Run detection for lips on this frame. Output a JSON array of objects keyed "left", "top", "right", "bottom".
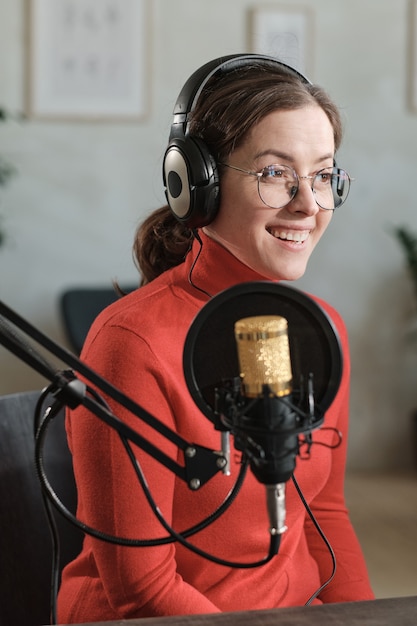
[{"left": 267, "top": 228, "right": 310, "bottom": 244}]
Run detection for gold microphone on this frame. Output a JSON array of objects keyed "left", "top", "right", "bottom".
[
  {"left": 234, "top": 316, "right": 292, "bottom": 398},
  {"left": 234, "top": 315, "right": 293, "bottom": 535}
]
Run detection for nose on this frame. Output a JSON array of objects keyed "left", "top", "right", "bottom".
[{"left": 288, "top": 178, "right": 319, "bottom": 216}]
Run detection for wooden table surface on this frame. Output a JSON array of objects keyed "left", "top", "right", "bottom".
[{"left": 59, "top": 595, "right": 417, "bottom": 626}]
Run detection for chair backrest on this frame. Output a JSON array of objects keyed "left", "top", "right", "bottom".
[
  {"left": 60, "top": 287, "right": 121, "bottom": 354},
  {"left": 0, "top": 390, "right": 83, "bottom": 626}
]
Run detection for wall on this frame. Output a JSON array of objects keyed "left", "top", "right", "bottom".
[{"left": 1, "top": 0, "right": 417, "bottom": 471}]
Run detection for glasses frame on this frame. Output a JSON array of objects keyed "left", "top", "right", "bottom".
[{"left": 220, "top": 162, "right": 352, "bottom": 211}]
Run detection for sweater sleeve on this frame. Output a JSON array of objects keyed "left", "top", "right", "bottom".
[
  {"left": 66, "top": 323, "right": 222, "bottom": 619},
  {"left": 303, "top": 307, "right": 375, "bottom": 603}
]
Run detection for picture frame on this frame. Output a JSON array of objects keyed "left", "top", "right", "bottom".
[
  {"left": 248, "top": 5, "right": 313, "bottom": 77},
  {"left": 25, "top": 0, "right": 150, "bottom": 121},
  {"left": 409, "top": 0, "right": 417, "bottom": 113}
]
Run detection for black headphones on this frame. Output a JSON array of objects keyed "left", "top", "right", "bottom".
[{"left": 162, "top": 53, "right": 310, "bottom": 230}]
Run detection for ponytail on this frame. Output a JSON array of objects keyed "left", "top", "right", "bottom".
[{"left": 134, "top": 206, "right": 194, "bottom": 285}]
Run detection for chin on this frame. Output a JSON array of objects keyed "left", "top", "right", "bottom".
[{"left": 264, "top": 264, "right": 308, "bottom": 282}]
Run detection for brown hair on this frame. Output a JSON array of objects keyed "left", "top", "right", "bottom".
[{"left": 135, "top": 61, "right": 343, "bottom": 285}]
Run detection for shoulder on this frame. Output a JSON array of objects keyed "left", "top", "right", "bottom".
[
  {"left": 83, "top": 268, "right": 199, "bottom": 354},
  {"left": 309, "top": 293, "right": 348, "bottom": 343}
]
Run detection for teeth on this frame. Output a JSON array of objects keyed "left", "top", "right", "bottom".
[{"left": 269, "top": 229, "right": 309, "bottom": 243}]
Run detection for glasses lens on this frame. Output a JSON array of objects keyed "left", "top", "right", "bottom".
[
  {"left": 313, "top": 168, "right": 351, "bottom": 210},
  {"left": 257, "top": 165, "right": 351, "bottom": 210},
  {"left": 257, "top": 164, "right": 298, "bottom": 209}
]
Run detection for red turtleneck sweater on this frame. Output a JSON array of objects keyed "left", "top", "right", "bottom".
[{"left": 58, "top": 233, "right": 374, "bottom": 623}]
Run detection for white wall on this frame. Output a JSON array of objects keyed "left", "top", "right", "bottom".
[{"left": 1, "top": 0, "right": 416, "bottom": 471}]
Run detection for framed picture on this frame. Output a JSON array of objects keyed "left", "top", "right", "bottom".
[
  {"left": 409, "top": 0, "right": 417, "bottom": 112},
  {"left": 248, "top": 5, "right": 313, "bottom": 77},
  {"left": 25, "top": 0, "right": 150, "bottom": 121}
]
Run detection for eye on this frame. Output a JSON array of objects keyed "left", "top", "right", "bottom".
[
  {"left": 316, "top": 170, "right": 333, "bottom": 185},
  {"left": 261, "top": 165, "right": 291, "bottom": 181}
]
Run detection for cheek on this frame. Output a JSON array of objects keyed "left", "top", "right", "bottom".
[
  {"left": 214, "top": 196, "right": 255, "bottom": 233},
  {"left": 316, "top": 211, "right": 333, "bottom": 237},
  {"left": 220, "top": 175, "right": 261, "bottom": 213}
]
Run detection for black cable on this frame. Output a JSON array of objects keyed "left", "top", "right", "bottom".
[
  {"left": 34, "top": 387, "right": 108, "bottom": 625},
  {"left": 188, "top": 229, "right": 212, "bottom": 298},
  {"left": 121, "top": 434, "right": 281, "bottom": 568},
  {"left": 292, "top": 474, "right": 337, "bottom": 605},
  {"left": 35, "top": 389, "right": 250, "bottom": 548},
  {"left": 35, "top": 387, "right": 279, "bottom": 574}
]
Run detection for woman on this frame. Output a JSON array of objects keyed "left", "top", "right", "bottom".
[{"left": 58, "top": 54, "right": 374, "bottom": 622}]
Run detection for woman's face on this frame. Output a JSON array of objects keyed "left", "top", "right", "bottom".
[{"left": 203, "top": 105, "right": 336, "bottom": 281}]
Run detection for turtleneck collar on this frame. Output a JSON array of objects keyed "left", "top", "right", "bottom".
[{"left": 181, "top": 230, "right": 274, "bottom": 301}]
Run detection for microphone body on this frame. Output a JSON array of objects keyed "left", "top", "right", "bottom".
[{"left": 232, "top": 315, "right": 299, "bottom": 534}]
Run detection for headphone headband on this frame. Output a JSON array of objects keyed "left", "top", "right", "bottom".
[
  {"left": 163, "top": 53, "right": 311, "bottom": 229},
  {"left": 169, "top": 53, "right": 310, "bottom": 141}
]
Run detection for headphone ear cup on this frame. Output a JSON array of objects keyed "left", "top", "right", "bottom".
[{"left": 163, "top": 136, "right": 220, "bottom": 229}]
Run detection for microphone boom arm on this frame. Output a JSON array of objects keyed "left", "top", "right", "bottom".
[{"left": 0, "top": 300, "right": 227, "bottom": 489}]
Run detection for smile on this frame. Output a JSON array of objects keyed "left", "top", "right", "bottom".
[{"left": 267, "top": 229, "right": 310, "bottom": 244}]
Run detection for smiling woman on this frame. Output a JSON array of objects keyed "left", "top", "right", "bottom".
[
  {"left": 203, "top": 105, "right": 338, "bottom": 282},
  {"left": 57, "top": 54, "right": 375, "bottom": 623}
]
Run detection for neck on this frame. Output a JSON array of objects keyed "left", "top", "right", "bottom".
[{"left": 184, "top": 230, "right": 273, "bottom": 300}]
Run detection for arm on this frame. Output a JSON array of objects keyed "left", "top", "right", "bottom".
[
  {"left": 304, "top": 307, "right": 375, "bottom": 603},
  {"left": 68, "top": 323, "right": 222, "bottom": 618}
]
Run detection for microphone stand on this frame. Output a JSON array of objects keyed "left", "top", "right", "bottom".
[
  {"left": 0, "top": 299, "right": 227, "bottom": 489},
  {"left": 0, "top": 299, "right": 282, "bottom": 572}
]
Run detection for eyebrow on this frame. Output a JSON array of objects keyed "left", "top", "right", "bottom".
[{"left": 254, "top": 150, "right": 334, "bottom": 164}]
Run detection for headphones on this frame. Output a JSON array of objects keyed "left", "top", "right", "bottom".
[{"left": 162, "top": 53, "right": 310, "bottom": 230}]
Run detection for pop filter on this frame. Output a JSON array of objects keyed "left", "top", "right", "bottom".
[{"left": 183, "top": 281, "right": 343, "bottom": 425}]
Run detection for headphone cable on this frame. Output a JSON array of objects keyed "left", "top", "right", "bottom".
[{"left": 187, "top": 229, "right": 213, "bottom": 298}]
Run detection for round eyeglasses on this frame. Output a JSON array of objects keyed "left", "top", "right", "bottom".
[{"left": 221, "top": 163, "right": 352, "bottom": 210}]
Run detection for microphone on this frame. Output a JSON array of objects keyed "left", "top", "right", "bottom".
[
  {"left": 233, "top": 315, "right": 296, "bottom": 535},
  {"left": 183, "top": 281, "right": 343, "bottom": 540}
]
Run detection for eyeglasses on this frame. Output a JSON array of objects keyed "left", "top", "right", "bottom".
[{"left": 220, "top": 163, "right": 352, "bottom": 210}]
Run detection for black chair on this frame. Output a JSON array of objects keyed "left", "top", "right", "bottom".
[
  {"left": 60, "top": 285, "right": 136, "bottom": 354},
  {"left": 0, "top": 390, "right": 83, "bottom": 626}
]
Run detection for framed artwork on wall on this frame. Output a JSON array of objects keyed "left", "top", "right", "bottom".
[
  {"left": 25, "top": 0, "right": 150, "bottom": 121},
  {"left": 248, "top": 5, "right": 313, "bottom": 77}
]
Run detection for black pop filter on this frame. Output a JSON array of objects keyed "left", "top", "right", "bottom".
[{"left": 183, "top": 281, "right": 343, "bottom": 425}]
